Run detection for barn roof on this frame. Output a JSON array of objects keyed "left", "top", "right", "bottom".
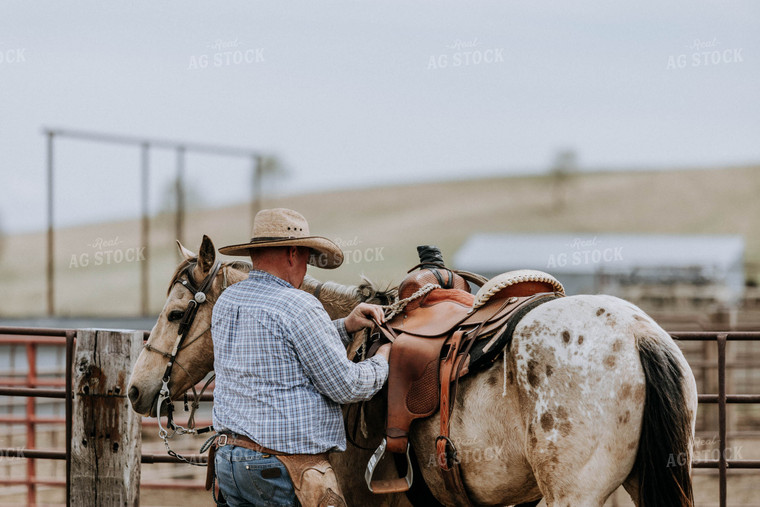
[{"left": 453, "top": 233, "right": 745, "bottom": 276}]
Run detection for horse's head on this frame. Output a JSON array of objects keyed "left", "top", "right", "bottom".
[{"left": 127, "top": 235, "right": 251, "bottom": 416}]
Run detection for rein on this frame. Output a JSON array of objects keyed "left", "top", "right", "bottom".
[{"left": 144, "top": 260, "right": 223, "bottom": 466}]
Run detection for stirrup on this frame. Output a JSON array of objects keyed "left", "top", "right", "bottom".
[{"left": 364, "top": 438, "right": 414, "bottom": 494}]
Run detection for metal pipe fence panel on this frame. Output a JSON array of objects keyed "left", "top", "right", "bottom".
[{"left": 1, "top": 327, "right": 758, "bottom": 506}]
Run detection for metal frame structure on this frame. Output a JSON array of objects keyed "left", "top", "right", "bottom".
[
  {"left": 43, "top": 128, "right": 263, "bottom": 316},
  {"left": 1, "top": 327, "right": 759, "bottom": 506}
]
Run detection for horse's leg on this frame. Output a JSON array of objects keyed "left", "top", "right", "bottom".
[
  {"left": 622, "top": 472, "right": 640, "bottom": 506},
  {"left": 513, "top": 295, "right": 648, "bottom": 506}
]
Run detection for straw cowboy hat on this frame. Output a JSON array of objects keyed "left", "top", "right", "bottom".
[{"left": 219, "top": 208, "right": 344, "bottom": 269}]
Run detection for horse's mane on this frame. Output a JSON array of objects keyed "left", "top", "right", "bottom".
[
  {"left": 302, "top": 274, "right": 396, "bottom": 307},
  {"left": 166, "top": 258, "right": 253, "bottom": 295}
]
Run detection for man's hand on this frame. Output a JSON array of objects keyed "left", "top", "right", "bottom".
[{"left": 344, "top": 302, "right": 385, "bottom": 334}]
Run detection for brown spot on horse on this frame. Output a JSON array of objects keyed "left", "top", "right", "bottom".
[
  {"left": 618, "top": 410, "right": 631, "bottom": 425},
  {"left": 596, "top": 308, "right": 605, "bottom": 316},
  {"left": 604, "top": 355, "right": 616, "bottom": 369},
  {"left": 562, "top": 330, "right": 571, "bottom": 344},
  {"left": 540, "top": 412, "right": 555, "bottom": 431},
  {"left": 558, "top": 421, "right": 572, "bottom": 437},
  {"left": 520, "top": 320, "right": 542, "bottom": 338},
  {"left": 620, "top": 384, "right": 632, "bottom": 399},
  {"left": 527, "top": 360, "right": 541, "bottom": 388},
  {"left": 546, "top": 364, "right": 554, "bottom": 377},
  {"left": 612, "top": 340, "right": 623, "bottom": 352},
  {"left": 578, "top": 335, "right": 584, "bottom": 345}
]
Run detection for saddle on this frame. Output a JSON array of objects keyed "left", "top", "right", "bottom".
[{"left": 365, "top": 246, "right": 564, "bottom": 504}]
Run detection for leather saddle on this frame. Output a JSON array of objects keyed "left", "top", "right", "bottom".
[{"left": 364, "top": 246, "right": 564, "bottom": 502}]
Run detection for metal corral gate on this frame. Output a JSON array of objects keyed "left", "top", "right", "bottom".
[
  {"left": 0, "top": 327, "right": 212, "bottom": 504},
  {"left": 1, "top": 327, "right": 759, "bottom": 506}
]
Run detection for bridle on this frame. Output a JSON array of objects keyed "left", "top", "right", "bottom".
[{"left": 144, "top": 259, "right": 223, "bottom": 466}]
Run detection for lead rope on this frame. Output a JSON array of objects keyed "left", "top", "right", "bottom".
[{"left": 198, "top": 433, "right": 227, "bottom": 507}]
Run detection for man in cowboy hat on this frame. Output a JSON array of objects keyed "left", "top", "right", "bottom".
[{"left": 211, "top": 208, "right": 390, "bottom": 507}]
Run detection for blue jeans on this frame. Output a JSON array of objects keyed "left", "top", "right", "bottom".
[{"left": 214, "top": 444, "right": 299, "bottom": 507}]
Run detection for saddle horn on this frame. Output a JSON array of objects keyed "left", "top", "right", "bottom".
[{"left": 399, "top": 245, "right": 470, "bottom": 301}]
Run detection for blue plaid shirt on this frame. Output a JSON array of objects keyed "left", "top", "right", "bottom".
[{"left": 211, "top": 270, "right": 388, "bottom": 454}]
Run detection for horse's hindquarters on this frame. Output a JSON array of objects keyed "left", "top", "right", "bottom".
[
  {"left": 413, "top": 295, "right": 674, "bottom": 506},
  {"left": 508, "top": 295, "right": 654, "bottom": 505}
]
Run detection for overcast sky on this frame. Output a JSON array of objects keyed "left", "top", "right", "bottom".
[{"left": 1, "top": 1, "right": 758, "bottom": 233}]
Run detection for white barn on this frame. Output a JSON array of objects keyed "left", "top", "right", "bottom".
[{"left": 453, "top": 234, "right": 746, "bottom": 307}]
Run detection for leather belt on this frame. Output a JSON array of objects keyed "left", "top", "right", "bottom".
[{"left": 216, "top": 431, "right": 287, "bottom": 456}]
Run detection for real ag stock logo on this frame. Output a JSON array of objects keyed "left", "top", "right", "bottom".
[
  {"left": 0, "top": 47, "right": 26, "bottom": 65},
  {"left": 187, "top": 38, "right": 265, "bottom": 70},
  {"left": 546, "top": 237, "right": 623, "bottom": 269},
  {"left": 69, "top": 236, "right": 146, "bottom": 269},
  {"left": 666, "top": 38, "right": 744, "bottom": 70},
  {"left": 427, "top": 38, "right": 504, "bottom": 70}
]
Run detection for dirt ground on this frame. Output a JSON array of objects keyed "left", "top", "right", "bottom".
[{"left": 1, "top": 432, "right": 759, "bottom": 506}]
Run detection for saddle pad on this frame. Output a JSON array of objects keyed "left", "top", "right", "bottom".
[{"left": 468, "top": 293, "right": 560, "bottom": 371}]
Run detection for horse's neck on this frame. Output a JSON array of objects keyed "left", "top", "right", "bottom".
[
  {"left": 217, "top": 263, "right": 252, "bottom": 293},
  {"left": 302, "top": 275, "right": 362, "bottom": 320}
]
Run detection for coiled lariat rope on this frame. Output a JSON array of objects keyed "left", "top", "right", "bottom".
[{"left": 381, "top": 282, "right": 441, "bottom": 320}]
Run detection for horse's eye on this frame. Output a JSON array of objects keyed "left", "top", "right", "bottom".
[{"left": 167, "top": 310, "right": 184, "bottom": 322}]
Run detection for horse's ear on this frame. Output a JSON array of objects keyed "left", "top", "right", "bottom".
[
  {"left": 177, "top": 240, "right": 196, "bottom": 261},
  {"left": 198, "top": 235, "right": 216, "bottom": 274}
]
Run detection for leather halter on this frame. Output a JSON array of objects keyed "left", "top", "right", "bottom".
[{"left": 148, "top": 260, "right": 221, "bottom": 442}]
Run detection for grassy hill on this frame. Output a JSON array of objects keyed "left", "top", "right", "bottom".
[{"left": 1, "top": 165, "right": 759, "bottom": 317}]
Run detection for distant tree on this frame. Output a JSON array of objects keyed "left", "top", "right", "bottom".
[
  {"left": 252, "top": 154, "right": 288, "bottom": 214},
  {"left": 160, "top": 177, "right": 204, "bottom": 215},
  {"left": 550, "top": 149, "right": 578, "bottom": 212}
]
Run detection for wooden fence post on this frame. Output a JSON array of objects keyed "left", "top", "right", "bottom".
[{"left": 71, "top": 330, "right": 142, "bottom": 506}]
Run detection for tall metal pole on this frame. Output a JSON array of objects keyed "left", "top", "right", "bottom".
[
  {"left": 46, "top": 131, "right": 55, "bottom": 316},
  {"left": 251, "top": 154, "right": 262, "bottom": 229},
  {"left": 140, "top": 143, "right": 150, "bottom": 316},
  {"left": 175, "top": 146, "right": 185, "bottom": 249}
]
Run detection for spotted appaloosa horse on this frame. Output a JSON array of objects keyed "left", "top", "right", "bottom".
[{"left": 128, "top": 236, "right": 698, "bottom": 507}]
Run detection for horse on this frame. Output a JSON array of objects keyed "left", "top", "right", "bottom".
[{"left": 127, "top": 235, "right": 698, "bottom": 507}]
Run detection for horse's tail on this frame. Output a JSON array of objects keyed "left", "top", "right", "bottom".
[{"left": 633, "top": 332, "right": 694, "bottom": 507}]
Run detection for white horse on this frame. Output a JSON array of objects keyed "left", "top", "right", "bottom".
[{"left": 128, "top": 236, "right": 698, "bottom": 507}]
